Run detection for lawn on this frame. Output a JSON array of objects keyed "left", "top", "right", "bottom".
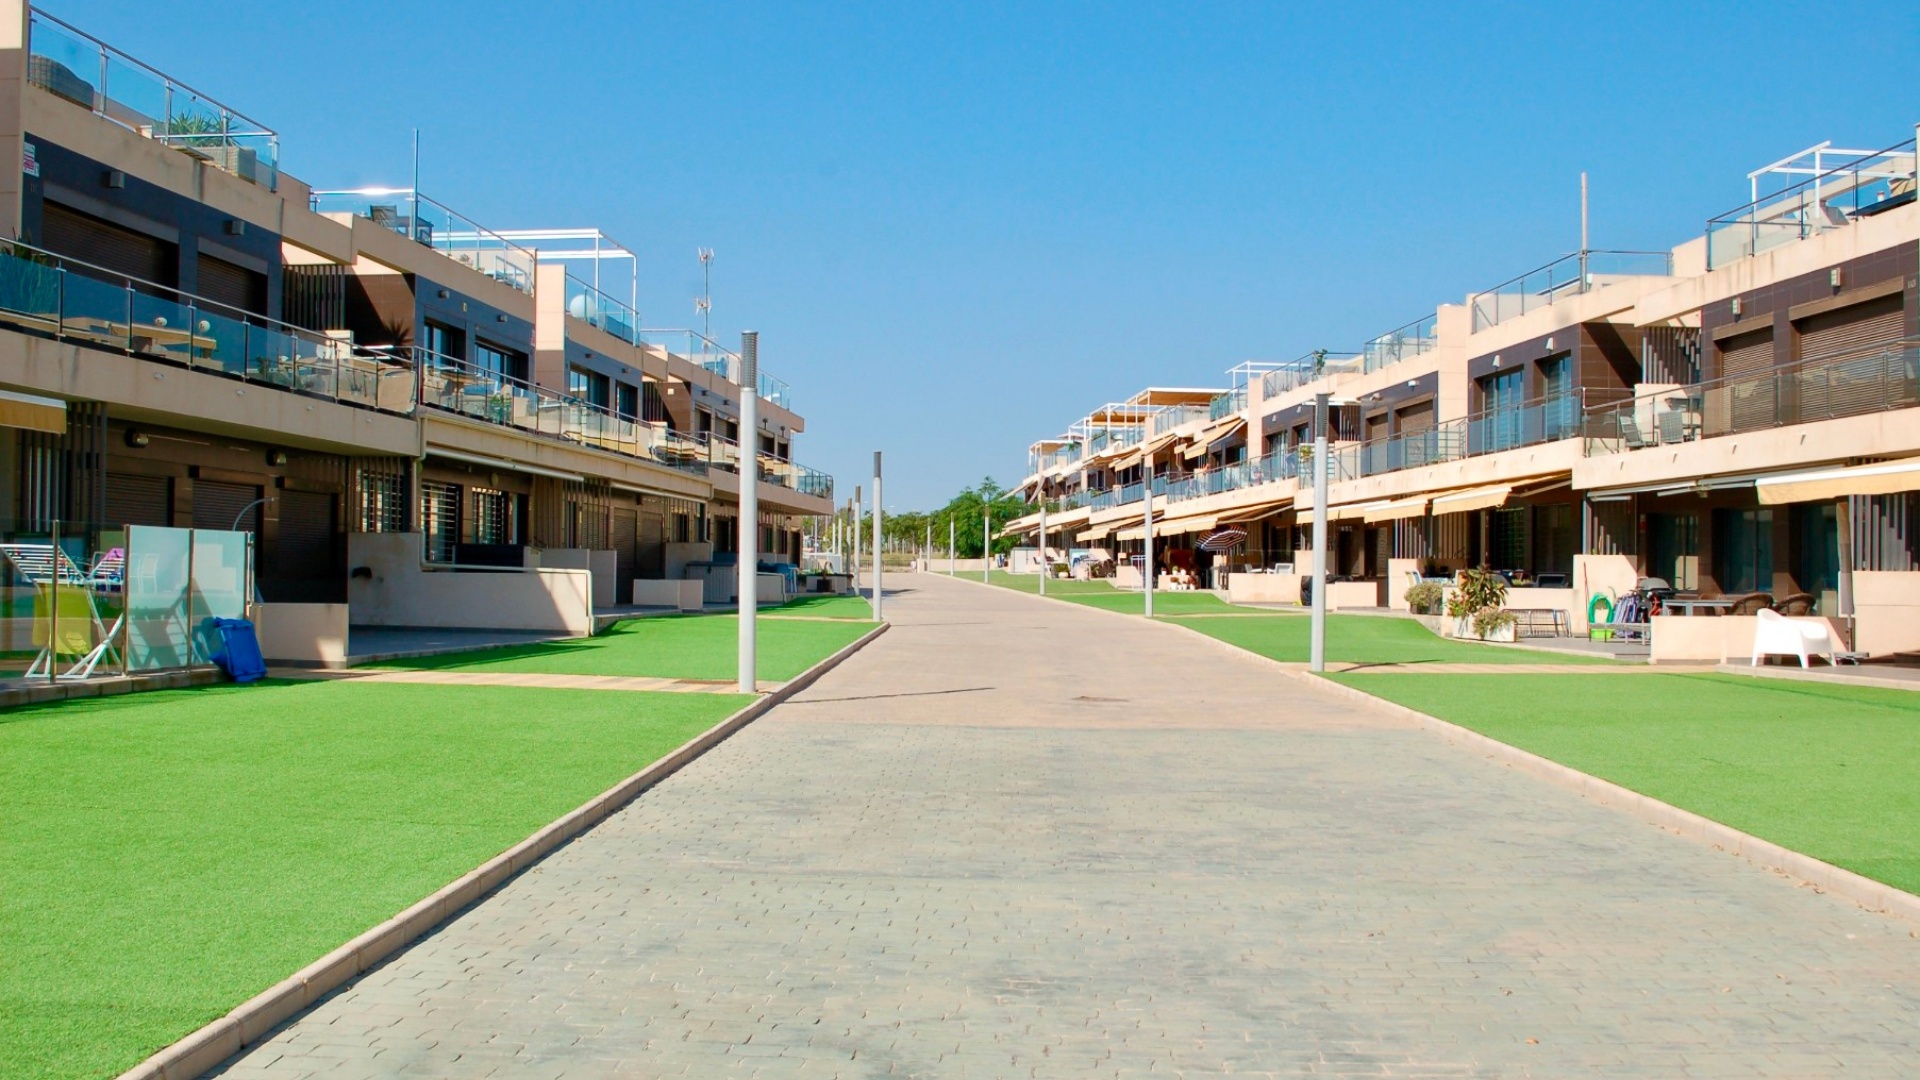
[
  {"left": 1180, "top": 611, "right": 1612, "bottom": 666},
  {"left": 374, "top": 614, "right": 873, "bottom": 682},
  {"left": 983, "top": 570, "right": 1238, "bottom": 615},
  {"left": 0, "top": 680, "right": 747, "bottom": 1080},
  {"left": 1332, "top": 672, "right": 1920, "bottom": 894},
  {"left": 768, "top": 593, "right": 877, "bottom": 620}
]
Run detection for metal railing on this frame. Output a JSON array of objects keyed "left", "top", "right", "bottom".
[
  {"left": 1149, "top": 404, "right": 1210, "bottom": 437},
  {"left": 1469, "top": 250, "right": 1673, "bottom": 332},
  {"left": 564, "top": 272, "right": 640, "bottom": 345},
  {"left": 1362, "top": 313, "right": 1439, "bottom": 373},
  {"left": 689, "top": 431, "right": 832, "bottom": 501},
  {"left": 1209, "top": 387, "right": 1246, "bottom": 422},
  {"left": 1161, "top": 448, "right": 1306, "bottom": 505},
  {"left": 27, "top": 8, "right": 278, "bottom": 190},
  {"left": 1333, "top": 388, "right": 1627, "bottom": 479},
  {"left": 310, "top": 188, "right": 538, "bottom": 295},
  {"left": 1706, "top": 139, "right": 1917, "bottom": 269},
  {"left": 1583, "top": 342, "right": 1920, "bottom": 455},
  {"left": 638, "top": 329, "right": 792, "bottom": 409},
  {"left": 0, "top": 242, "right": 413, "bottom": 413},
  {"left": 1260, "top": 351, "right": 1364, "bottom": 400}
]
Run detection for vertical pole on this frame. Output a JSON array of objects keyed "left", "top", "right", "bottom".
[
  {"left": 47, "top": 518, "right": 59, "bottom": 683},
  {"left": 871, "top": 452, "right": 883, "bottom": 621},
  {"left": 737, "top": 332, "right": 759, "bottom": 694},
  {"left": 1310, "top": 392, "right": 1329, "bottom": 673},
  {"left": 1038, "top": 497, "right": 1047, "bottom": 596},
  {"left": 1579, "top": 171, "right": 1589, "bottom": 287},
  {"left": 983, "top": 509, "right": 990, "bottom": 583},
  {"left": 925, "top": 521, "right": 931, "bottom": 573},
  {"left": 949, "top": 516, "right": 955, "bottom": 575},
  {"left": 1837, "top": 495, "right": 1856, "bottom": 652},
  {"left": 1142, "top": 448, "right": 1155, "bottom": 618}
]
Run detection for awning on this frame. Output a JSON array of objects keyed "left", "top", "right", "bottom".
[
  {"left": 1430, "top": 483, "right": 1512, "bottom": 515},
  {"left": 1076, "top": 523, "right": 1114, "bottom": 542},
  {"left": 426, "top": 446, "right": 587, "bottom": 483},
  {"left": 1110, "top": 450, "right": 1144, "bottom": 472},
  {"left": 1362, "top": 495, "right": 1430, "bottom": 523},
  {"left": 0, "top": 389, "right": 66, "bottom": 435},
  {"left": 1297, "top": 502, "right": 1379, "bottom": 525},
  {"left": 1756, "top": 459, "right": 1920, "bottom": 505},
  {"left": 1045, "top": 505, "right": 1095, "bottom": 529},
  {"left": 1217, "top": 496, "right": 1295, "bottom": 525},
  {"left": 1116, "top": 514, "right": 1217, "bottom": 542},
  {"left": 1181, "top": 415, "right": 1245, "bottom": 460},
  {"left": 1003, "top": 511, "right": 1043, "bottom": 533}
]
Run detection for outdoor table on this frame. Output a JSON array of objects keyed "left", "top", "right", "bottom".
[{"left": 1664, "top": 597, "right": 1735, "bottom": 616}]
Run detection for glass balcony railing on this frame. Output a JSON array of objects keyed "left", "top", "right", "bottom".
[
  {"left": 689, "top": 432, "right": 831, "bottom": 501},
  {"left": 27, "top": 8, "right": 278, "bottom": 190},
  {"left": 310, "top": 188, "right": 537, "bottom": 295},
  {"left": 1469, "top": 250, "right": 1673, "bottom": 332},
  {"left": 1583, "top": 343, "right": 1919, "bottom": 455},
  {"left": 1208, "top": 387, "right": 1246, "bottom": 422},
  {"left": 0, "top": 242, "right": 413, "bottom": 413},
  {"left": 638, "top": 329, "right": 793, "bottom": 409},
  {"left": 1260, "top": 351, "right": 1363, "bottom": 401},
  {"left": 564, "top": 273, "right": 640, "bottom": 345},
  {"left": 1706, "top": 139, "right": 1918, "bottom": 269},
  {"left": 1362, "top": 313, "right": 1438, "bottom": 373},
  {"left": 1149, "top": 404, "right": 1210, "bottom": 437}
]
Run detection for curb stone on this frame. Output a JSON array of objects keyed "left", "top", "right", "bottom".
[
  {"left": 944, "top": 573, "right": 1920, "bottom": 926},
  {"left": 118, "top": 620, "right": 890, "bottom": 1080}
]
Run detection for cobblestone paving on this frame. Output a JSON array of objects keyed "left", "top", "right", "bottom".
[{"left": 216, "top": 575, "right": 1920, "bottom": 1078}]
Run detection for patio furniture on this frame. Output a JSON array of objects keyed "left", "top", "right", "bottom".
[
  {"left": 1, "top": 542, "right": 124, "bottom": 679},
  {"left": 1617, "top": 414, "right": 1653, "bottom": 450},
  {"left": 1750, "top": 608, "right": 1835, "bottom": 668},
  {"left": 1508, "top": 608, "right": 1568, "bottom": 638},
  {"left": 1772, "top": 592, "right": 1816, "bottom": 616},
  {"left": 1663, "top": 596, "right": 1735, "bottom": 616},
  {"left": 1727, "top": 592, "right": 1775, "bottom": 616}
]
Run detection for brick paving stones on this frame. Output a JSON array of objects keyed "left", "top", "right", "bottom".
[{"left": 214, "top": 574, "right": 1920, "bottom": 1079}]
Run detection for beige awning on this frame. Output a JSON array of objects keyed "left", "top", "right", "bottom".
[
  {"left": 1181, "top": 415, "right": 1246, "bottom": 460},
  {"left": 1757, "top": 459, "right": 1920, "bottom": 505},
  {"left": 1217, "top": 496, "right": 1295, "bottom": 525},
  {"left": 1362, "top": 495, "right": 1430, "bottom": 523},
  {"left": 1116, "top": 513, "right": 1217, "bottom": 542},
  {"left": 1110, "top": 450, "right": 1143, "bottom": 472},
  {"left": 1044, "top": 505, "right": 1094, "bottom": 530},
  {"left": 1430, "top": 483, "right": 1512, "bottom": 515},
  {"left": 1075, "top": 524, "right": 1111, "bottom": 542},
  {"left": 0, "top": 390, "right": 66, "bottom": 435},
  {"left": 1003, "top": 511, "right": 1043, "bottom": 534}
]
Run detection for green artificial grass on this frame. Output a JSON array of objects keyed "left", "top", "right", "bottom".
[
  {"left": 983, "top": 570, "right": 1238, "bottom": 614},
  {"left": 1330, "top": 672, "right": 1920, "bottom": 894},
  {"left": 0, "top": 680, "right": 745, "bottom": 1080},
  {"left": 375, "top": 614, "right": 870, "bottom": 682},
  {"left": 768, "top": 593, "right": 878, "bottom": 620},
  {"left": 1179, "top": 610, "right": 1612, "bottom": 666}
]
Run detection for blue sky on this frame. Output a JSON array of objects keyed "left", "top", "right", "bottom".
[{"left": 71, "top": 1, "right": 1920, "bottom": 510}]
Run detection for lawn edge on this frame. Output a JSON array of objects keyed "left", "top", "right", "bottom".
[
  {"left": 947, "top": 572, "right": 1920, "bottom": 925},
  {"left": 118, "top": 619, "right": 891, "bottom": 1080}
]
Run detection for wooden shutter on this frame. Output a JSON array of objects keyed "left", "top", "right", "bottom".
[
  {"left": 639, "top": 512, "right": 666, "bottom": 580},
  {"left": 42, "top": 202, "right": 172, "bottom": 285},
  {"left": 1796, "top": 294, "right": 1904, "bottom": 362},
  {"left": 197, "top": 254, "right": 267, "bottom": 315},
  {"left": 611, "top": 507, "right": 638, "bottom": 594},
  {"left": 105, "top": 473, "right": 170, "bottom": 528},
  {"left": 1712, "top": 329, "right": 1776, "bottom": 435},
  {"left": 191, "top": 479, "right": 262, "bottom": 532}
]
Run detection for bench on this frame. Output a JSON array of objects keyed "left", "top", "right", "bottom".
[{"left": 1507, "top": 608, "right": 1568, "bottom": 638}]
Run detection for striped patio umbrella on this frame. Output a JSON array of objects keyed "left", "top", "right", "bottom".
[{"left": 1198, "top": 527, "right": 1247, "bottom": 552}]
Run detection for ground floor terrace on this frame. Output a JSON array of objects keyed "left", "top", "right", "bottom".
[{"left": 24, "top": 570, "right": 1919, "bottom": 1079}]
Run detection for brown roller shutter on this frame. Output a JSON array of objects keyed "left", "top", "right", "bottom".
[
  {"left": 104, "top": 473, "right": 170, "bottom": 528},
  {"left": 638, "top": 511, "right": 666, "bottom": 580},
  {"left": 1713, "top": 329, "right": 1777, "bottom": 435},
  {"left": 42, "top": 202, "right": 173, "bottom": 285},
  {"left": 197, "top": 254, "right": 267, "bottom": 316},
  {"left": 1796, "top": 294, "right": 1904, "bottom": 362},
  {"left": 276, "top": 490, "right": 337, "bottom": 571},
  {"left": 191, "top": 479, "right": 262, "bottom": 533},
  {"left": 1394, "top": 399, "right": 1435, "bottom": 433}
]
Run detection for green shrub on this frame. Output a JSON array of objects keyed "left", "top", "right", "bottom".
[
  {"left": 1404, "top": 581, "right": 1445, "bottom": 614},
  {"left": 1446, "top": 568, "right": 1507, "bottom": 619}
]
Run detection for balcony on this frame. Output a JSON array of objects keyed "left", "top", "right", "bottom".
[
  {"left": 1469, "top": 250, "right": 1673, "bottom": 333},
  {"left": 1706, "top": 139, "right": 1917, "bottom": 270},
  {"left": 1361, "top": 313, "right": 1438, "bottom": 373},
  {"left": 1330, "top": 389, "right": 1621, "bottom": 481},
  {"left": 564, "top": 274, "right": 640, "bottom": 345},
  {"left": 1583, "top": 343, "right": 1920, "bottom": 455},
  {"left": 309, "top": 189, "right": 537, "bottom": 295},
  {"left": 688, "top": 431, "right": 832, "bottom": 501},
  {"left": 1208, "top": 387, "right": 1246, "bottom": 422},
  {"left": 0, "top": 241, "right": 413, "bottom": 413},
  {"left": 416, "top": 349, "right": 707, "bottom": 475},
  {"left": 27, "top": 8, "right": 278, "bottom": 189},
  {"left": 1260, "top": 350, "right": 1364, "bottom": 401},
  {"left": 638, "top": 329, "right": 793, "bottom": 410},
  {"left": 1148, "top": 403, "right": 1210, "bottom": 438}
]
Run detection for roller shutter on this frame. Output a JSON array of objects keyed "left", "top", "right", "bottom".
[
  {"left": 42, "top": 202, "right": 172, "bottom": 285},
  {"left": 104, "top": 473, "right": 170, "bottom": 528},
  {"left": 191, "top": 479, "right": 262, "bottom": 533},
  {"left": 638, "top": 511, "right": 666, "bottom": 580},
  {"left": 1796, "top": 294, "right": 1904, "bottom": 362},
  {"left": 276, "top": 490, "right": 337, "bottom": 572},
  {"left": 1714, "top": 329, "right": 1777, "bottom": 434},
  {"left": 197, "top": 254, "right": 267, "bottom": 316},
  {"left": 611, "top": 507, "right": 637, "bottom": 595}
]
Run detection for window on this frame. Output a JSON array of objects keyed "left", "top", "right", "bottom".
[
  {"left": 471, "top": 488, "right": 514, "bottom": 545},
  {"left": 1476, "top": 369, "right": 1525, "bottom": 452},
  {"left": 1488, "top": 506, "right": 1526, "bottom": 571},
  {"left": 422, "top": 482, "right": 461, "bottom": 562},
  {"left": 642, "top": 381, "right": 668, "bottom": 423},
  {"left": 616, "top": 382, "right": 640, "bottom": 420},
  {"left": 475, "top": 340, "right": 528, "bottom": 383},
  {"left": 568, "top": 366, "right": 611, "bottom": 409},
  {"left": 359, "top": 468, "right": 407, "bottom": 533},
  {"left": 1649, "top": 513, "right": 1699, "bottom": 591},
  {"left": 423, "top": 322, "right": 463, "bottom": 364},
  {"left": 1532, "top": 502, "right": 1574, "bottom": 575},
  {"left": 1714, "top": 508, "right": 1774, "bottom": 595},
  {"left": 1540, "top": 356, "right": 1575, "bottom": 439},
  {"left": 1791, "top": 503, "right": 1839, "bottom": 613}
]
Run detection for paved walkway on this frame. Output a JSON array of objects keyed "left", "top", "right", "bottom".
[{"left": 217, "top": 574, "right": 1920, "bottom": 1078}]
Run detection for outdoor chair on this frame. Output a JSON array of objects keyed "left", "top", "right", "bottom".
[
  {"left": 1727, "top": 592, "right": 1775, "bottom": 616},
  {"left": 1617, "top": 414, "right": 1653, "bottom": 450},
  {"left": 1750, "top": 608, "right": 1835, "bottom": 668},
  {"left": 1772, "top": 592, "right": 1816, "bottom": 617}
]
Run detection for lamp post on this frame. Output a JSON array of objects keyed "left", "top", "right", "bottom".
[
  {"left": 949, "top": 516, "right": 955, "bottom": 575},
  {"left": 870, "top": 452, "right": 883, "bottom": 621},
  {"left": 1038, "top": 496, "right": 1047, "bottom": 596},
  {"left": 1310, "top": 391, "right": 1329, "bottom": 674},
  {"left": 982, "top": 509, "right": 990, "bottom": 583},
  {"left": 851, "top": 488, "right": 861, "bottom": 606},
  {"left": 1141, "top": 446, "right": 1155, "bottom": 618},
  {"left": 737, "top": 331, "right": 760, "bottom": 694}
]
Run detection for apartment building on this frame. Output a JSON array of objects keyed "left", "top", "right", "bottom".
[
  {"left": 0, "top": 3, "right": 833, "bottom": 664},
  {"left": 1011, "top": 129, "right": 1919, "bottom": 661}
]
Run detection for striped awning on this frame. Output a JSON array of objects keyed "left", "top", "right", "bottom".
[
  {"left": 1756, "top": 459, "right": 1920, "bottom": 505},
  {"left": 1362, "top": 495, "right": 1431, "bottom": 523},
  {"left": 1430, "top": 483, "right": 1512, "bottom": 515},
  {"left": 1117, "top": 514, "right": 1217, "bottom": 542}
]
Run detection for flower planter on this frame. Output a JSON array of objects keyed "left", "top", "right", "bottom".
[{"left": 1449, "top": 615, "right": 1517, "bottom": 643}]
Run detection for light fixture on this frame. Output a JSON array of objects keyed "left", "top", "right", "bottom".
[
  {"left": 1731, "top": 297, "right": 1743, "bottom": 317},
  {"left": 103, "top": 169, "right": 125, "bottom": 189},
  {"left": 125, "top": 429, "right": 149, "bottom": 449},
  {"left": 1492, "top": 355, "right": 1503, "bottom": 368},
  {"left": 496, "top": 314, "right": 508, "bottom": 323},
  {"left": 436, "top": 288, "right": 450, "bottom": 299},
  {"left": 1830, "top": 267, "right": 1844, "bottom": 288},
  {"left": 225, "top": 219, "right": 245, "bottom": 236},
  {"left": 1405, "top": 379, "right": 1418, "bottom": 389},
  {"left": 1545, "top": 336, "right": 1556, "bottom": 350},
  {"left": 266, "top": 449, "right": 288, "bottom": 466}
]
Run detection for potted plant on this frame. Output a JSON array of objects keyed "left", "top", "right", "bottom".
[
  {"left": 1446, "top": 568, "right": 1516, "bottom": 642},
  {"left": 1404, "top": 580, "right": 1445, "bottom": 615}
]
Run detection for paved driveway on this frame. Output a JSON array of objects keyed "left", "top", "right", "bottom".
[{"left": 217, "top": 574, "right": 1920, "bottom": 1078}]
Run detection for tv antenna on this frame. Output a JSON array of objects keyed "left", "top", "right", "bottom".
[{"left": 696, "top": 248, "right": 714, "bottom": 340}]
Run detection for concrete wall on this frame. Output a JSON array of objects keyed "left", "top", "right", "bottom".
[
  {"left": 1648, "top": 613, "right": 1847, "bottom": 664},
  {"left": 755, "top": 572, "right": 790, "bottom": 606},
  {"left": 253, "top": 603, "right": 349, "bottom": 665},
  {"left": 347, "top": 533, "right": 592, "bottom": 635},
  {"left": 666, "top": 542, "right": 713, "bottom": 582},
  {"left": 631, "top": 579, "right": 703, "bottom": 611},
  {"left": 1228, "top": 573, "right": 1301, "bottom": 605},
  {"left": 540, "top": 548, "right": 618, "bottom": 609},
  {"left": 1326, "top": 580, "right": 1380, "bottom": 610},
  {"left": 1574, "top": 554, "right": 1640, "bottom": 633},
  {"left": 1854, "top": 571, "right": 1920, "bottom": 657}
]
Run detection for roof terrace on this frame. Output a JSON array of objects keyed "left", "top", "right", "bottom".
[
  {"left": 26, "top": 6, "right": 278, "bottom": 189},
  {"left": 1468, "top": 249, "right": 1673, "bottom": 332},
  {"left": 1705, "top": 136, "right": 1918, "bottom": 269},
  {"left": 310, "top": 187, "right": 539, "bottom": 295}
]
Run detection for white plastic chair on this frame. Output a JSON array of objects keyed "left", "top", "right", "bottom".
[{"left": 1750, "top": 608, "right": 1835, "bottom": 668}]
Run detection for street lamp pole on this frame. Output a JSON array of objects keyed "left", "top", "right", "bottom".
[
  {"left": 1310, "top": 391, "right": 1329, "bottom": 674},
  {"left": 737, "top": 331, "right": 760, "bottom": 694},
  {"left": 870, "top": 452, "right": 883, "bottom": 621}
]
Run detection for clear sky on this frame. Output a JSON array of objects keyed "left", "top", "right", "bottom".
[{"left": 69, "top": 1, "right": 1920, "bottom": 510}]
